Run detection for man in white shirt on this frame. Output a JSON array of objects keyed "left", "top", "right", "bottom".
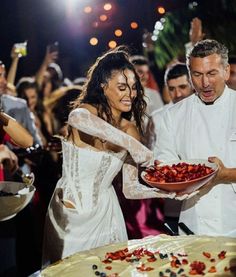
[{"left": 156, "top": 39, "right": 236, "bottom": 237}]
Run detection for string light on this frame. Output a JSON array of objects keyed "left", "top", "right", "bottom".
[
  {"left": 104, "top": 3, "right": 112, "bottom": 11},
  {"left": 114, "top": 29, "right": 122, "bottom": 37},
  {"left": 84, "top": 6, "right": 92, "bottom": 13},
  {"left": 90, "top": 37, "right": 98, "bottom": 46},
  {"left": 130, "top": 22, "right": 138, "bottom": 29},
  {"left": 100, "top": 14, "right": 108, "bottom": 22},
  {"left": 157, "top": 6, "right": 165, "bottom": 14},
  {"left": 108, "top": 40, "right": 117, "bottom": 48}
]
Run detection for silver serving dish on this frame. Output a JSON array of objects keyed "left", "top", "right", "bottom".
[{"left": 0, "top": 180, "right": 35, "bottom": 221}]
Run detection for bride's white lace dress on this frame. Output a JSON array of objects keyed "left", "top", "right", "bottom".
[
  {"left": 42, "top": 140, "right": 128, "bottom": 265},
  {"left": 42, "top": 108, "right": 167, "bottom": 266}
]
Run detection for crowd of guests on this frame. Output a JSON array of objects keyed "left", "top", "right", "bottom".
[
  {"left": 0, "top": 43, "right": 83, "bottom": 276},
  {"left": 0, "top": 17, "right": 236, "bottom": 276}
]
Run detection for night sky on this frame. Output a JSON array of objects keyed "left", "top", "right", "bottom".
[{"left": 0, "top": 0, "right": 197, "bottom": 82}]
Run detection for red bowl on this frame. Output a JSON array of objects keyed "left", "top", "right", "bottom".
[{"left": 141, "top": 159, "right": 218, "bottom": 194}]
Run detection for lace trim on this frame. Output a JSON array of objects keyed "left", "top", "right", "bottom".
[
  {"left": 59, "top": 140, "right": 126, "bottom": 208},
  {"left": 62, "top": 138, "right": 127, "bottom": 160},
  {"left": 62, "top": 142, "right": 82, "bottom": 207},
  {"left": 92, "top": 155, "right": 112, "bottom": 206}
]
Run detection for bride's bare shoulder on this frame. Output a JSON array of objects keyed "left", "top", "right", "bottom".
[{"left": 76, "top": 103, "right": 98, "bottom": 116}]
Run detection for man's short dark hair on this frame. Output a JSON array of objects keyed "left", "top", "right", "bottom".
[
  {"left": 164, "top": 63, "right": 189, "bottom": 84},
  {"left": 186, "top": 39, "right": 229, "bottom": 67},
  {"left": 130, "top": 55, "right": 149, "bottom": 66}
]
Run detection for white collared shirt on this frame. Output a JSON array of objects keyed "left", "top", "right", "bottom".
[{"left": 155, "top": 86, "right": 236, "bottom": 236}]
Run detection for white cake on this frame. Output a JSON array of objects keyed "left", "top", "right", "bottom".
[{"left": 41, "top": 235, "right": 236, "bottom": 277}]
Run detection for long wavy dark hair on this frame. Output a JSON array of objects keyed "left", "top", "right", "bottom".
[{"left": 72, "top": 46, "right": 147, "bottom": 135}]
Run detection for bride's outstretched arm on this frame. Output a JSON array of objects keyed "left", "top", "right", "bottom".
[
  {"left": 68, "top": 107, "right": 152, "bottom": 165},
  {"left": 122, "top": 156, "right": 199, "bottom": 200},
  {"left": 122, "top": 155, "right": 176, "bottom": 199}
]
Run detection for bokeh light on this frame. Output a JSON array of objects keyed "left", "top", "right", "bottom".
[
  {"left": 130, "top": 22, "right": 138, "bottom": 29},
  {"left": 155, "top": 21, "right": 164, "bottom": 30},
  {"left": 84, "top": 6, "right": 92, "bottom": 13},
  {"left": 151, "top": 35, "right": 158, "bottom": 41},
  {"left": 104, "top": 3, "right": 112, "bottom": 11},
  {"left": 108, "top": 40, "right": 117, "bottom": 48},
  {"left": 114, "top": 29, "right": 122, "bottom": 37},
  {"left": 100, "top": 14, "right": 108, "bottom": 22},
  {"left": 189, "top": 1, "right": 198, "bottom": 10},
  {"left": 157, "top": 6, "right": 165, "bottom": 14},
  {"left": 90, "top": 37, "right": 98, "bottom": 46}
]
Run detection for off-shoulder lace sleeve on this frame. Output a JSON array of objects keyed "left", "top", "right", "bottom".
[
  {"left": 68, "top": 108, "right": 153, "bottom": 165},
  {"left": 122, "top": 156, "right": 176, "bottom": 199}
]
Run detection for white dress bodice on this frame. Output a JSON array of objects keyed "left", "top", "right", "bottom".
[
  {"left": 42, "top": 140, "right": 128, "bottom": 266},
  {"left": 59, "top": 140, "right": 126, "bottom": 211}
]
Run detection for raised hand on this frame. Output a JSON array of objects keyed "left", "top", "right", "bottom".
[
  {"left": 44, "top": 46, "right": 58, "bottom": 65},
  {"left": 189, "top": 17, "right": 205, "bottom": 45},
  {"left": 142, "top": 29, "right": 155, "bottom": 52}
]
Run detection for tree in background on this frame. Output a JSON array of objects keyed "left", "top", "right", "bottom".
[{"left": 154, "top": 0, "right": 236, "bottom": 69}]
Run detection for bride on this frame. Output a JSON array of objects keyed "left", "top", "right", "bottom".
[{"left": 42, "top": 46, "right": 165, "bottom": 266}]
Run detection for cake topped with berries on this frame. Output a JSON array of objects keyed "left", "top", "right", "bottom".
[{"left": 41, "top": 235, "right": 236, "bottom": 277}]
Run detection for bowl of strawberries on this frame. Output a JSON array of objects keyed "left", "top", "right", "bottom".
[{"left": 141, "top": 159, "right": 218, "bottom": 194}]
